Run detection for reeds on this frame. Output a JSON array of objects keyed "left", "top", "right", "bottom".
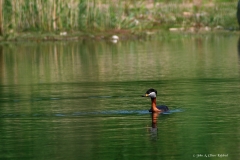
[
  {"left": 0, "top": 0, "right": 238, "bottom": 36},
  {"left": 1, "top": 0, "right": 135, "bottom": 33}
]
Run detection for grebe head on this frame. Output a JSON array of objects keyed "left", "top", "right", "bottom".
[{"left": 142, "top": 88, "right": 157, "bottom": 98}]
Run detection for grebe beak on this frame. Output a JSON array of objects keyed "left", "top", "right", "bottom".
[{"left": 141, "top": 94, "right": 149, "bottom": 97}]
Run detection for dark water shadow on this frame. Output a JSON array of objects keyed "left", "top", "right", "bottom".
[
  {"left": 237, "top": 36, "right": 240, "bottom": 76},
  {"left": 238, "top": 36, "right": 240, "bottom": 63}
]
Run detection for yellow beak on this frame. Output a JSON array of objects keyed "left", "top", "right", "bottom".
[{"left": 142, "top": 94, "right": 149, "bottom": 97}]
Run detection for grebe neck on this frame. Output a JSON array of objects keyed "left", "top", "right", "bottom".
[{"left": 151, "top": 98, "right": 160, "bottom": 112}]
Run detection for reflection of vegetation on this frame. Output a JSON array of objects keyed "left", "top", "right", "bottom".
[
  {"left": 0, "top": 0, "right": 238, "bottom": 39},
  {"left": 1, "top": 34, "right": 239, "bottom": 85}
]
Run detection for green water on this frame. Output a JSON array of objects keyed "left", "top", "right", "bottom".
[{"left": 0, "top": 34, "right": 240, "bottom": 160}]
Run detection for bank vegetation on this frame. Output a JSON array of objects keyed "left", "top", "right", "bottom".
[{"left": 0, "top": 0, "right": 238, "bottom": 41}]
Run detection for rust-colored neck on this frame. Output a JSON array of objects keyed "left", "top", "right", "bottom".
[{"left": 151, "top": 98, "right": 160, "bottom": 112}]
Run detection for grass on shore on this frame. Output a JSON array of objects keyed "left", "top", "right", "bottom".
[{"left": 0, "top": 0, "right": 239, "bottom": 41}]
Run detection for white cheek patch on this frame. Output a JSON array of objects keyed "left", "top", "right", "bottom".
[{"left": 148, "top": 92, "right": 156, "bottom": 98}]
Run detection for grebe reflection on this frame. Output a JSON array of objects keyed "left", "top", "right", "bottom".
[{"left": 149, "top": 112, "right": 160, "bottom": 139}]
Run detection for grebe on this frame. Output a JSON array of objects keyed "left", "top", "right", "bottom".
[{"left": 142, "top": 88, "right": 169, "bottom": 112}]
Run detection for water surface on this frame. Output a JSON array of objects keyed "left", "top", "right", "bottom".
[{"left": 0, "top": 34, "right": 240, "bottom": 159}]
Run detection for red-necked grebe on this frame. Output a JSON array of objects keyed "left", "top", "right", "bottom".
[{"left": 142, "top": 88, "right": 169, "bottom": 112}]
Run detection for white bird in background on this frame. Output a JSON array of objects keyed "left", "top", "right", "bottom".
[{"left": 111, "top": 35, "right": 119, "bottom": 43}]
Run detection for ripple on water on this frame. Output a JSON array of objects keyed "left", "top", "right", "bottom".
[{"left": 0, "top": 109, "right": 183, "bottom": 118}]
